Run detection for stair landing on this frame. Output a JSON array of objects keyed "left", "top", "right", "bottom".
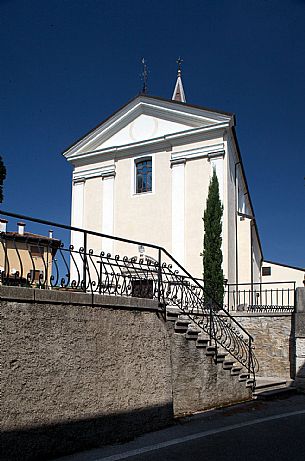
[{"left": 254, "top": 377, "right": 296, "bottom": 399}]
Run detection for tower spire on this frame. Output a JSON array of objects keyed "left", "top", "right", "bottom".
[{"left": 172, "top": 57, "right": 186, "bottom": 103}]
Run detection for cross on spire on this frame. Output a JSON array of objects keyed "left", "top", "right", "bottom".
[
  {"left": 172, "top": 57, "right": 186, "bottom": 103},
  {"left": 177, "top": 56, "right": 183, "bottom": 75},
  {"left": 141, "top": 58, "right": 148, "bottom": 95}
]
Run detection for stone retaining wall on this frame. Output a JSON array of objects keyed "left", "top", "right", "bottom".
[
  {"left": 232, "top": 312, "right": 293, "bottom": 379},
  {"left": 1, "top": 286, "right": 250, "bottom": 461},
  {"left": 294, "top": 288, "right": 305, "bottom": 390}
]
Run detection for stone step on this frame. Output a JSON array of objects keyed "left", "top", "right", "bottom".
[
  {"left": 206, "top": 346, "right": 216, "bottom": 356},
  {"left": 239, "top": 373, "right": 250, "bottom": 382},
  {"left": 175, "top": 324, "right": 188, "bottom": 333},
  {"left": 254, "top": 377, "right": 289, "bottom": 391},
  {"left": 215, "top": 352, "right": 228, "bottom": 363},
  {"left": 196, "top": 337, "right": 209, "bottom": 348},
  {"left": 174, "top": 317, "right": 192, "bottom": 333},
  {"left": 231, "top": 366, "right": 243, "bottom": 376},
  {"left": 185, "top": 327, "right": 201, "bottom": 340},
  {"left": 166, "top": 307, "right": 182, "bottom": 321},
  {"left": 179, "top": 315, "right": 192, "bottom": 322},
  {"left": 223, "top": 360, "right": 235, "bottom": 370},
  {"left": 246, "top": 378, "right": 255, "bottom": 388},
  {"left": 254, "top": 385, "right": 296, "bottom": 400}
]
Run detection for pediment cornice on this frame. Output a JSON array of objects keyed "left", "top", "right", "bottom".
[
  {"left": 63, "top": 95, "right": 233, "bottom": 161},
  {"left": 68, "top": 122, "right": 230, "bottom": 165}
]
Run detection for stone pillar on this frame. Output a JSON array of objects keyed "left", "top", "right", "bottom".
[{"left": 294, "top": 288, "right": 305, "bottom": 390}]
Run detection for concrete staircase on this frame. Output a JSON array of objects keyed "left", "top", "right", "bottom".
[{"left": 167, "top": 307, "right": 254, "bottom": 391}]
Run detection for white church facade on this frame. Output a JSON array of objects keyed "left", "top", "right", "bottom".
[{"left": 63, "top": 72, "right": 304, "bottom": 294}]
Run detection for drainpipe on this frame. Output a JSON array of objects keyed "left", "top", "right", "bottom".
[
  {"left": 234, "top": 162, "right": 241, "bottom": 289},
  {"left": 250, "top": 219, "right": 254, "bottom": 306},
  {"left": 243, "top": 193, "right": 254, "bottom": 302}
]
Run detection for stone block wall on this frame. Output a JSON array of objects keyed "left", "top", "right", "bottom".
[
  {"left": 232, "top": 313, "right": 293, "bottom": 379},
  {"left": 1, "top": 286, "right": 251, "bottom": 460}
]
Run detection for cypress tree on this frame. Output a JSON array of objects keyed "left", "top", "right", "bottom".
[
  {"left": 202, "top": 169, "right": 224, "bottom": 306},
  {"left": 0, "top": 156, "right": 6, "bottom": 203}
]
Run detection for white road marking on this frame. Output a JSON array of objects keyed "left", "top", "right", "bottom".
[{"left": 96, "top": 409, "right": 305, "bottom": 461}]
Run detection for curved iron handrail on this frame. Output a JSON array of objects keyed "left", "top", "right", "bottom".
[
  {"left": 0, "top": 209, "right": 258, "bottom": 383},
  {"left": 160, "top": 267, "right": 259, "bottom": 377}
]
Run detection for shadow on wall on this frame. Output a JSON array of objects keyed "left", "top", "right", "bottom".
[
  {"left": 294, "top": 345, "right": 305, "bottom": 391},
  {"left": 294, "top": 361, "right": 305, "bottom": 390},
  {"left": 0, "top": 403, "right": 173, "bottom": 461},
  {"left": 292, "top": 288, "right": 305, "bottom": 391}
]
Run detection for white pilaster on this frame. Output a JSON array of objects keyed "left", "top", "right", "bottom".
[
  {"left": 209, "top": 154, "right": 225, "bottom": 270},
  {"left": 171, "top": 159, "right": 185, "bottom": 266},
  {"left": 71, "top": 179, "right": 85, "bottom": 229},
  {"left": 70, "top": 178, "right": 85, "bottom": 285},
  {"left": 210, "top": 155, "right": 224, "bottom": 204},
  {"left": 102, "top": 173, "right": 115, "bottom": 255}
]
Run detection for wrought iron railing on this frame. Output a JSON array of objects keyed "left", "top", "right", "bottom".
[
  {"left": 0, "top": 209, "right": 258, "bottom": 383},
  {"left": 224, "top": 282, "right": 296, "bottom": 313}
]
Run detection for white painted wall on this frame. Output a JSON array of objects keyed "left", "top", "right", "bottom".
[
  {"left": 100, "top": 115, "right": 193, "bottom": 149},
  {"left": 184, "top": 155, "right": 209, "bottom": 279},
  {"left": 252, "top": 227, "right": 262, "bottom": 284},
  {"left": 113, "top": 149, "right": 172, "bottom": 261},
  {"left": 262, "top": 261, "right": 305, "bottom": 287},
  {"left": 237, "top": 216, "right": 252, "bottom": 284}
]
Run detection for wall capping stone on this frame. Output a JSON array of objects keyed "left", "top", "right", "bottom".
[
  {"left": 0, "top": 286, "right": 161, "bottom": 312},
  {"left": 232, "top": 312, "right": 292, "bottom": 318}
]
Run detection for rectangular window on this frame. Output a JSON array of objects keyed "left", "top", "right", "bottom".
[
  {"left": 30, "top": 245, "right": 43, "bottom": 257},
  {"left": 30, "top": 270, "right": 43, "bottom": 282},
  {"left": 262, "top": 267, "right": 271, "bottom": 276},
  {"left": 135, "top": 158, "right": 152, "bottom": 194}
]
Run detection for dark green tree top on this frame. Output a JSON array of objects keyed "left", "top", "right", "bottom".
[
  {"left": 202, "top": 169, "right": 224, "bottom": 306},
  {"left": 0, "top": 156, "right": 6, "bottom": 203}
]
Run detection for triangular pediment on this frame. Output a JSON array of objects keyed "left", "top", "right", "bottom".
[{"left": 63, "top": 95, "right": 233, "bottom": 160}]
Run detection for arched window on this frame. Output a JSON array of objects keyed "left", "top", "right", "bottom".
[{"left": 135, "top": 158, "right": 152, "bottom": 194}]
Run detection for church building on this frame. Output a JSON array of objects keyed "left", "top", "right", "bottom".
[{"left": 62, "top": 66, "right": 304, "bottom": 292}]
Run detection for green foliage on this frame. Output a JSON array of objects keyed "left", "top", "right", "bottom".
[
  {"left": 202, "top": 169, "right": 224, "bottom": 306},
  {"left": 0, "top": 156, "right": 6, "bottom": 203}
]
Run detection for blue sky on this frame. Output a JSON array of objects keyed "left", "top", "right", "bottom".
[{"left": 1, "top": 0, "right": 304, "bottom": 268}]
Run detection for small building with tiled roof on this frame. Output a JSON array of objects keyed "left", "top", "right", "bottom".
[{"left": 0, "top": 220, "right": 61, "bottom": 286}]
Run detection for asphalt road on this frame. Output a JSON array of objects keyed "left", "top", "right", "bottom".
[{"left": 54, "top": 394, "right": 305, "bottom": 461}]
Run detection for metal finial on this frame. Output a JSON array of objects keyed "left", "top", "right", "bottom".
[
  {"left": 141, "top": 57, "right": 148, "bottom": 94},
  {"left": 176, "top": 57, "right": 183, "bottom": 76}
]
